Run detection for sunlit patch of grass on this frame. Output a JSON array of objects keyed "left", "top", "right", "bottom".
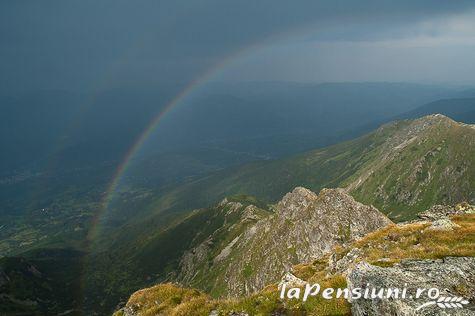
[
  {"left": 114, "top": 283, "right": 214, "bottom": 316},
  {"left": 215, "top": 275, "right": 350, "bottom": 316},
  {"left": 353, "top": 214, "right": 475, "bottom": 265},
  {"left": 299, "top": 274, "right": 351, "bottom": 316},
  {"left": 292, "top": 262, "right": 319, "bottom": 280},
  {"left": 301, "top": 214, "right": 475, "bottom": 273},
  {"left": 116, "top": 277, "right": 351, "bottom": 315}
]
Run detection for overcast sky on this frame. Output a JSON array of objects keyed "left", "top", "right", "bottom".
[{"left": 1, "top": 0, "right": 475, "bottom": 92}]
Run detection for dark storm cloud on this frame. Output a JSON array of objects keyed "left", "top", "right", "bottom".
[{"left": 1, "top": 0, "right": 475, "bottom": 91}]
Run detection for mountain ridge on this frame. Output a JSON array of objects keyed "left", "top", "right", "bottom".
[
  {"left": 135, "top": 114, "right": 474, "bottom": 223},
  {"left": 174, "top": 187, "right": 391, "bottom": 297}
]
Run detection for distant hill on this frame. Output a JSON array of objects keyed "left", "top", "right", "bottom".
[
  {"left": 151, "top": 82, "right": 457, "bottom": 158},
  {"left": 396, "top": 97, "right": 475, "bottom": 123},
  {"left": 130, "top": 114, "right": 474, "bottom": 223},
  {"left": 346, "top": 114, "right": 474, "bottom": 219},
  {"left": 0, "top": 82, "right": 456, "bottom": 176}
]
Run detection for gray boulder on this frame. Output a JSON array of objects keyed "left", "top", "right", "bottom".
[{"left": 347, "top": 257, "right": 475, "bottom": 315}]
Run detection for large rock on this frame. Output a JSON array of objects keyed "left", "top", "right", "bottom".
[
  {"left": 417, "top": 203, "right": 474, "bottom": 231},
  {"left": 328, "top": 247, "right": 363, "bottom": 275},
  {"left": 177, "top": 187, "right": 392, "bottom": 297},
  {"left": 418, "top": 204, "right": 475, "bottom": 221},
  {"left": 347, "top": 257, "right": 475, "bottom": 315}
]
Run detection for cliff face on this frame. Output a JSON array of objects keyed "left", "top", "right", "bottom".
[{"left": 176, "top": 187, "right": 391, "bottom": 297}]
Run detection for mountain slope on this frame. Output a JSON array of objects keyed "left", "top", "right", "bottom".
[
  {"left": 14, "top": 113, "right": 471, "bottom": 315},
  {"left": 142, "top": 114, "right": 474, "bottom": 222},
  {"left": 84, "top": 188, "right": 390, "bottom": 312},
  {"left": 82, "top": 195, "right": 271, "bottom": 314},
  {"left": 0, "top": 249, "right": 83, "bottom": 315},
  {"left": 346, "top": 114, "right": 475, "bottom": 219}
]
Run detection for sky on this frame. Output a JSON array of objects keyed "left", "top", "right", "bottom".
[{"left": 1, "top": 0, "right": 475, "bottom": 92}]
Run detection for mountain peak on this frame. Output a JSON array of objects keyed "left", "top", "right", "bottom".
[
  {"left": 416, "top": 113, "right": 456, "bottom": 125},
  {"left": 423, "top": 112, "right": 450, "bottom": 119},
  {"left": 408, "top": 112, "right": 475, "bottom": 132},
  {"left": 277, "top": 187, "right": 318, "bottom": 217}
]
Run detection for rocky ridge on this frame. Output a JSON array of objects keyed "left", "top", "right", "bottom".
[
  {"left": 176, "top": 187, "right": 391, "bottom": 297},
  {"left": 115, "top": 201, "right": 474, "bottom": 316}
]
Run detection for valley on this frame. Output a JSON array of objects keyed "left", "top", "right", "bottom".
[{"left": 1, "top": 93, "right": 474, "bottom": 315}]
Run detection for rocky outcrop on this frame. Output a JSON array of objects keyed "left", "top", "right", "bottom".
[
  {"left": 278, "top": 272, "right": 306, "bottom": 290},
  {"left": 176, "top": 187, "right": 391, "bottom": 297},
  {"left": 418, "top": 203, "right": 475, "bottom": 221},
  {"left": 347, "top": 257, "right": 475, "bottom": 316},
  {"left": 328, "top": 247, "right": 363, "bottom": 275},
  {"left": 115, "top": 306, "right": 136, "bottom": 316},
  {"left": 427, "top": 218, "right": 460, "bottom": 231},
  {"left": 416, "top": 203, "right": 474, "bottom": 231}
]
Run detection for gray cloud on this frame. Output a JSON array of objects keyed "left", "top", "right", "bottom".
[{"left": 1, "top": 0, "right": 475, "bottom": 91}]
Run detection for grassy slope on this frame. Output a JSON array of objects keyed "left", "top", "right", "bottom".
[
  {"left": 142, "top": 122, "right": 395, "bottom": 216},
  {"left": 0, "top": 248, "right": 84, "bottom": 316},
  {"left": 82, "top": 196, "right": 270, "bottom": 314},
  {"left": 347, "top": 117, "right": 475, "bottom": 220},
  {"left": 140, "top": 115, "right": 474, "bottom": 222},
  {"left": 114, "top": 213, "right": 475, "bottom": 316}
]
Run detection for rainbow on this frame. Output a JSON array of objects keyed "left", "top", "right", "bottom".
[
  {"left": 25, "top": 31, "right": 158, "bottom": 213},
  {"left": 87, "top": 21, "right": 318, "bottom": 242},
  {"left": 77, "top": 23, "right": 322, "bottom": 310},
  {"left": 87, "top": 46, "right": 254, "bottom": 242}
]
